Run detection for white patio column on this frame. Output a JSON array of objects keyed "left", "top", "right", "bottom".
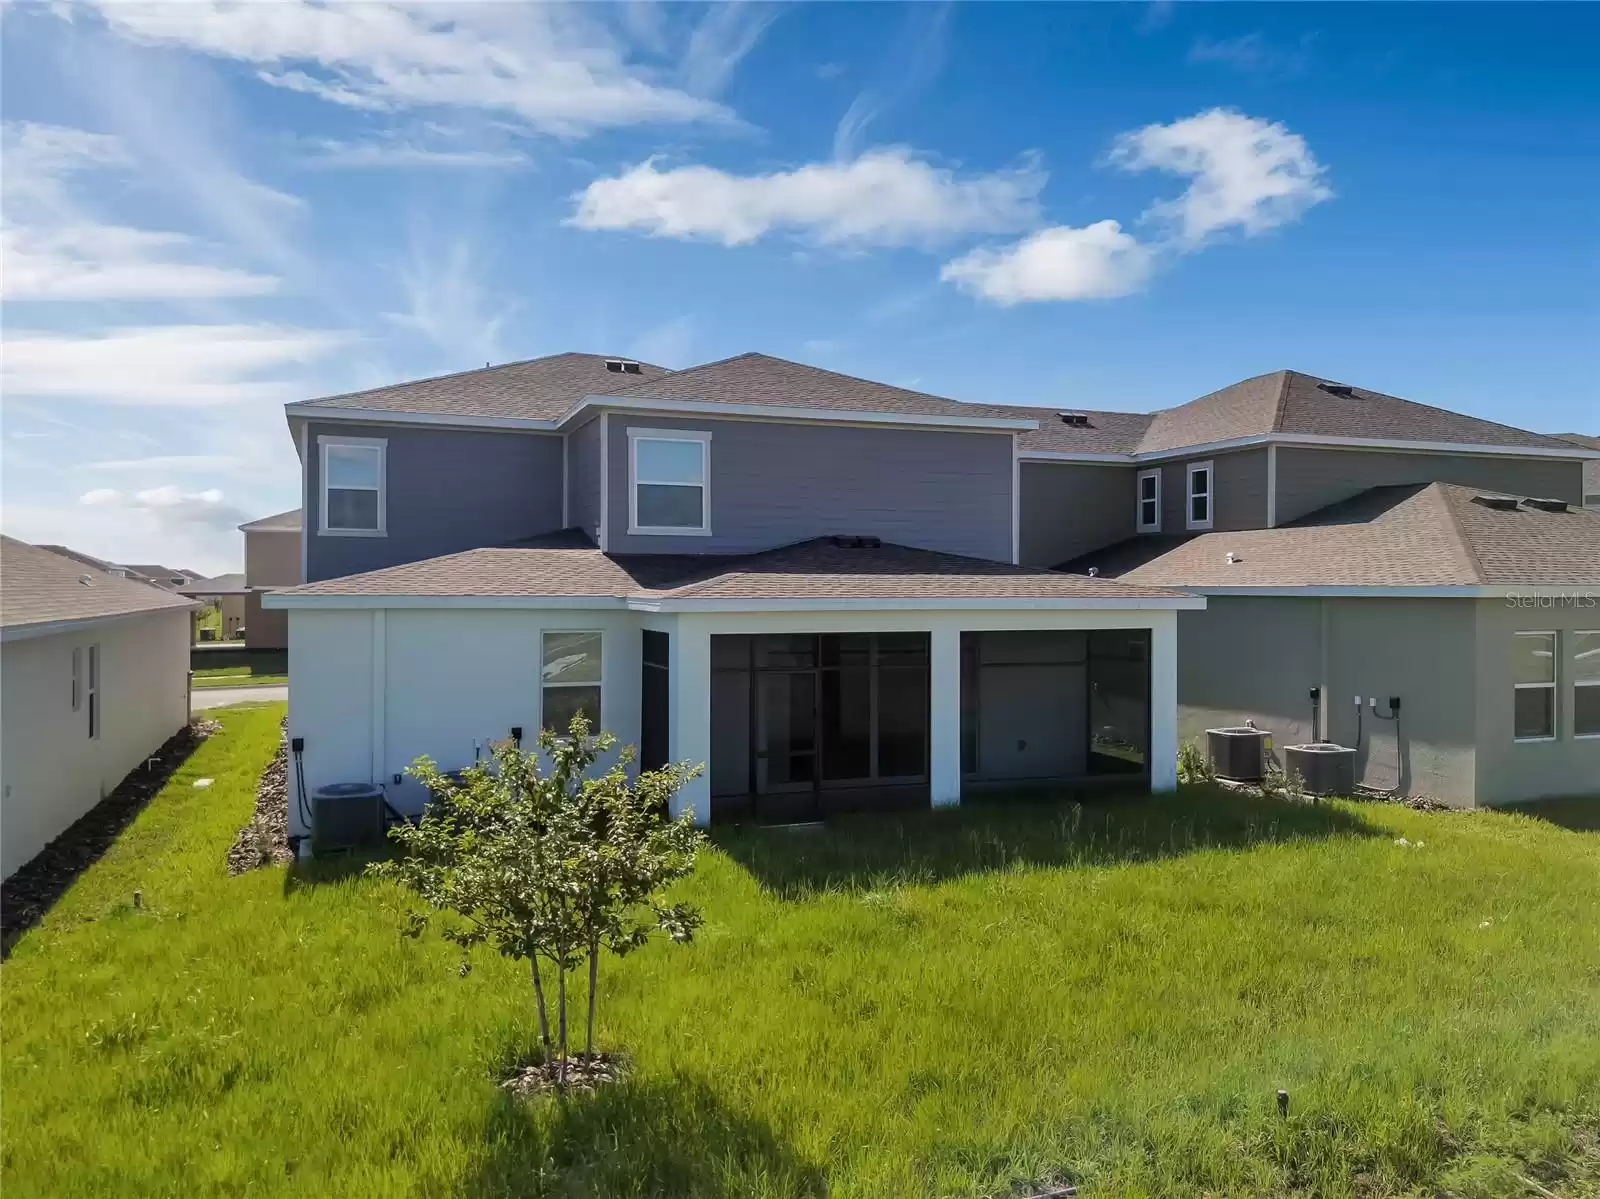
[
  {"left": 928, "top": 621, "right": 962, "bottom": 807},
  {"left": 1149, "top": 611, "right": 1179, "bottom": 791},
  {"left": 668, "top": 619, "right": 712, "bottom": 825}
]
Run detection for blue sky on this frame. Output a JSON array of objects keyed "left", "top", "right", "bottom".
[{"left": 2, "top": 2, "right": 1595, "bottom": 572}]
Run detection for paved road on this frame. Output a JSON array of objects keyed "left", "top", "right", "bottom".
[{"left": 192, "top": 684, "right": 287, "bottom": 709}]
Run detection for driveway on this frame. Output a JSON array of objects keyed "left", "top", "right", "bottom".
[{"left": 192, "top": 684, "right": 287, "bottom": 709}]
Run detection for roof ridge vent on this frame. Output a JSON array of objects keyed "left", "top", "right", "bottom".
[
  {"left": 604, "top": 358, "right": 644, "bottom": 374},
  {"left": 1057, "top": 411, "right": 1091, "bottom": 427},
  {"left": 1520, "top": 496, "right": 1569, "bottom": 513},
  {"left": 828, "top": 535, "right": 882, "bottom": 549},
  {"left": 1316, "top": 382, "right": 1356, "bottom": 398},
  {"left": 1471, "top": 494, "right": 1519, "bottom": 510}
]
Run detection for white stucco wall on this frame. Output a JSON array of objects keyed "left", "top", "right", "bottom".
[
  {"left": 285, "top": 607, "right": 642, "bottom": 835},
  {"left": 284, "top": 602, "right": 1183, "bottom": 833},
  {"left": 1, "top": 609, "right": 191, "bottom": 878}
]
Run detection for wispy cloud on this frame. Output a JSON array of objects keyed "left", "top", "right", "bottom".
[
  {"left": 680, "top": 2, "right": 782, "bottom": 97},
  {"left": 297, "top": 137, "right": 529, "bottom": 170},
  {"left": 383, "top": 233, "right": 516, "bottom": 368},
  {"left": 1189, "top": 33, "right": 1311, "bottom": 77},
  {"left": 628, "top": 315, "right": 697, "bottom": 370},
  {"left": 832, "top": 4, "right": 952, "bottom": 160},
  {"left": 82, "top": 454, "right": 245, "bottom": 471},
  {"left": 1, "top": 120, "right": 281, "bottom": 300},
  {"left": 3, "top": 325, "right": 352, "bottom": 406},
  {"left": 571, "top": 149, "right": 1044, "bottom": 247},
  {"left": 80, "top": 0, "right": 733, "bottom": 137}
]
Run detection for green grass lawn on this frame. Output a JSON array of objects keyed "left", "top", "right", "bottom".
[
  {"left": 191, "top": 649, "right": 288, "bottom": 688},
  {"left": 3, "top": 703, "right": 1597, "bottom": 1198}
]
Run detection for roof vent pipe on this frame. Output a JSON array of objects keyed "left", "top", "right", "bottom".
[
  {"left": 1088, "top": 566, "right": 1100, "bottom": 577},
  {"left": 1226, "top": 552, "right": 1240, "bottom": 564},
  {"left": 1317, "top": 382, "right": 1356, "bottom": 398}
]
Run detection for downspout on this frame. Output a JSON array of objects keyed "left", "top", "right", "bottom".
[
  {"left": 1266, "top": 442, "right": 1278, "bottom": 528},
  {"left": 598, "top": 413, "right": 610, "bottom": 552},
  {"left": 1010, "top": 433, "right": 1021, "bottom": 565}
]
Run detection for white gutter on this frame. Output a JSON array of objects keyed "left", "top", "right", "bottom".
[
  {"left": 263, "top": 593, "right": 628, "bottom": 611},
  {"left": 1018, "top": 432, "right": 1596, "bottom": 465},
  {"left": 626, "top": 595, "right": 1206, "bottom": 613},
  {"left": 287, "top": 394, "right": 1039, "bottom": 437},
  {"left": 1, "top": 603, "right": 198, "bottom": 643},
  {"left": 1168, "top": 584, "right": 1599, "bottom": 598}
]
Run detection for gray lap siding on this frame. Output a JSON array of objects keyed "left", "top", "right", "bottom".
[
  {"left": 305, "top": 421, "right": 564, "bottom": 582},
  {"left": 1018, "top": 462, "right": 1135, "bottom": 568},
  {"left": 1273, "top": 448, "right": 1584, "bottom": 526},
  {"left": 1156, "top": 447, "right": 1269, "bottom": 534},
  {"left": 566, "top": 416, "right": 602, "bottom": 545},
  {"left": 605, "top": 414, "right": 1016, "bottom": 559}
]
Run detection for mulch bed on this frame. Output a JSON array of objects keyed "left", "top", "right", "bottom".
[
  {"left": 226, "top": 720, "right": 293, "bottom": 874},
  {"left": 499, "top": 1051, "right": 628, "bottom": 1097},
  {"left": 0, "top": 719, "right": 220, "bottom": 956}
]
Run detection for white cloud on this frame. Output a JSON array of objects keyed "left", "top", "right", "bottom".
[
  {"left": 628, "top": 315, "right": 697, "bottom": 370},
  {"left": 940, "top": 220, "right": 1155, "bottom": 304},
  {"left": 80, "top": 485, "right": 249, "bottom": 532},
  {"left": 1188, "top": 33, "right": 1309, "bottom": 77},
  {"left": 382, "top": 233, "right": 515, "bottom": 368},
  {"left": 298, "top": 138, "right": 528, "bottom": 170},
  {"left": 1110, "top": 108, "right": 1332, "bottom": 245},
  {"left": 570, "top": 149, "right": 1044, "bottom": 247},
  {"left": 1, "top": 120, "right": 283, "bottom": 301},
  {"left": 2, "top": 325, "right": 351, "bottom": 406},
  {"left": 680, "top": 2, "right": 780, "bottom": 96},
  {"left": 83, "top": 454, "right": 245, "bottom": 472},
  {"left": 84, "top": 0, "right": 731, "bottom": 137}
]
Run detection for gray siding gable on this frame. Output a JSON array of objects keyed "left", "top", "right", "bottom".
[
  {"left": 1018, "top": 462, "right": 1135, "bottom": 568},
  {"left": 305, "top": 421, "right": 564, "bottom": 582},
  {"left": 604, "top": 413, "right": 1015, "bottom": 560},
  {"left": 1154, "top": 448, "right": 1269, "bottom": 534}
]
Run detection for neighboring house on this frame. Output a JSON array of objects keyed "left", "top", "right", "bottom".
[
  {"left": 264, "top": 353, "right": 1595, "bottom": 825},
  {"left": 0, "top": 538, "right": 195, "bottom": 879},
  {"left": 1553, "top": 433, "right": 1600, "bottom": 510},
  {"left": 1065, "top": 484, "right": 1600, "bottom": 805},
  {"left": 177, "top": 573, "right": 247, "bottom": 639},
  {"left": 239, "top": 508, "right": 303, "bottom": 649},
  {"left": 120, "top": 565, "right": 201, "bottom": 593}
]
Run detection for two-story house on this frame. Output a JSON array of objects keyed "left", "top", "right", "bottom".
[{"left": 267, "top": 355, "right": 1597, "bottom": 826}]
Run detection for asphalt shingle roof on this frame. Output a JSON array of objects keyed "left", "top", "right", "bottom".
[
  {"left": 1067, "top": 483, "right": 1600, "bottom": 589},
  {"left": 1138, "top": 370, "right": 1575, "bottom": 455},
  {"left": 1, "top": 537, "right": 196, "bottom": 630},
  {"left": 1555, "top": 434, "right": 1600, "bottom": 497},
  {"left": 291, "top": 353, "right": 671, "bottom": 422},
  {"left": 280, "top": 532, "right": 1186, "bottom": 603},
  {"left": 240, "top": 508, "right": 302, "bottom": 532}
]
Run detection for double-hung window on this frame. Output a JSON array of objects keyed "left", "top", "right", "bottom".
[
  {"left": 1574, "top": 630, "right": 1600, "bottom": 738},
  {"left": 320, "top": 436, "right": 386, "bottom": 535},
  {"left": 628, "top": 429, "right": 710, "bottom": 535},
  {"left": 1186, "top": 460, "right": 1213, "bottom": 531},
  {"left": 542, "top": 631, "right": 602, "bottom": 735},
  {"left": 71, "top": 646, "right": 83, "bottom": 711},
  {"left": 1136, "top": 469, "right": 1161, "bottom": 532},
  {"left": 1512, "top": 631, "right": 1557, "bottom": 741}
]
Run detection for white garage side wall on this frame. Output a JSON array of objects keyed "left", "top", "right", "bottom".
[
  {"left": 285, "top": 610, "right": 374, "bottom": 839},
  {"left": 285, "top": 607, "right": 643, "bottom": 836},
  {"left": 666, "top": 607, "right": 1179, "bottom": 824},
  {"left": 1, "top": 609, "right": 190, "bottom": 879}
]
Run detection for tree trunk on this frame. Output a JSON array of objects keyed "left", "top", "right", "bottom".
[
  {"left": 530, "top": 956, "right": 552, "bottom": 1054},
  {"left": 557, "top": 967, "right": 569, "bottom": 1087},
  {"left": 585, "top": 933, "right": 600, "bottom": 1057}
]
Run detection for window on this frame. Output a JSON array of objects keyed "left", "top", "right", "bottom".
[
  {"left": 86, "top": 643, "right": 100, "bottom": 740},
  {"left": 1512, "top": 631, "right": 1556, "bottom": 741},
  {"left": 320, "top": 436, "right": 386, "bottom": 535},
  {"left": 71, "top": 646, "right": 82, "bottom": 711},
  {"left": 641, "top": 630, "right": 670, "bottom": 771},
  {"left": 1574, "top": 631, "right": 1600, "bottom": 738},
  {"left": 1186, "top": 460, "right": 1213, "bottom": 530},
  {"left": 1136, "top": 468, "right": 1161, "bottom": 532},
  {"left": 628, "top": 429, "right": 710, "bottom": 534},
  {"left": 542, "top": 631, "right": 602, "bottom": 735}
]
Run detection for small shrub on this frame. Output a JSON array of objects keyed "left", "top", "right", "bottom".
[{"left": 1177, "top": 739, "right": 1216, "bottom": 785}]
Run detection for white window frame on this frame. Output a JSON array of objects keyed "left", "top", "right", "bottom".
[
  {"left": 540, "top": 629, "right": 603, "bottom": 734},
  {"left": 1136, "top": 468, "right": 1162, "bottom": 533},
  {"left": 1185, "top": 460, "right": 1213, "bottom": 531},
  {"left": 71, "top": 645, "right": 82, "bottom": 711},
  {"left": 1573, "top": 630, "right": 1600, "bottom": 739},
  {"left": 627, "top": 428, "right": 712, "bottom": 537},
  {"left": 1512, "top": 630, "right": 1557, "bottom": 743},
  {"left": 86, "top": 643, "right": 100, "bottom": 740},
  {"left": 319, "top": 435, "right": 387, "bottom": 537}
]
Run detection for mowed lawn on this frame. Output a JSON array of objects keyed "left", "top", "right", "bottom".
[
  {"left": 191, "top": 649, "right": 289, "bottom": 688},
  {"left": 3, "top": 705, "right": 1597, "bottom": 1198}
]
